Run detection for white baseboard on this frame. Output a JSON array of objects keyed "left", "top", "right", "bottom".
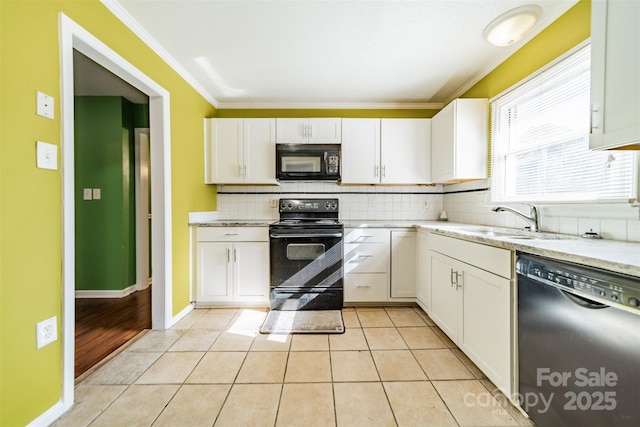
[
  {"left": 75, "top": 284, "right": 137, "bottom": 299},
  {"left": 26, "top": 400, "right": 65, "bottom": 427},
  {"left": 167, "top": 302, "right": 195, "bottom": 328}
]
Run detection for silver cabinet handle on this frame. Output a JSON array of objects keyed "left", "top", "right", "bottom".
[
  {"left": 309, "top": 124, "right": 313, "bottom": 138},
  {"left": 450, "top": 269, "right": 462, "bottom": 290},
  {"left": 382, "top": 165, "right": 386, "bottom": 178},
  {"left": 356, "top": 284, "right": 372, "bottom": 288},
  {"left": 233, "top": 248, "right": 238, "bottom": 263},
  {"left": 224, "top": 233, "right": 239, "bottom": 236},
  {"left": 227, "top": 248, "right": 231, "bottom": 263},
  {"left": 356, "top": 254, "right": 373, "bottom": 259},
  {"left": 375, "top": 165, "right": 379, "bottom": 177},
  {"left": 591, "top": 104, "right": 600, "bottom": 131}
]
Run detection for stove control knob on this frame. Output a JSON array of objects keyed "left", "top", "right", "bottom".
[
  {"left": 628, "top": 297, "right": 640, "bottom": 308},
  {"left": 287, "top": 202, "right": 294, "bottom": 210}
]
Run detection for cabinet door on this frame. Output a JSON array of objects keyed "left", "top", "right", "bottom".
[
  {"left": 416, "top": 230, "right": 430, "bottom": 311},
  {"left": 390, "top": 231, "right": 416, "bottom": 298},
  {"left": 431, "top": 99, "right": 488, "bottom": 183},
  {"left": 341, "top": 118, "right": 381, "bottom": 184},
  {"left": 244, "top": 119, "right": 277, "bottom": 184},
  {"left": 431, "top": 101, "right": 455, "bottom": 182},
  {"left": 234, "top": 242, "right": 270, "bottom": 301},
  {"left": 380, "top": 119, "right": 431, "bottom": 184},
  {"left": 276, "top": 118, "right": 307, "bottom": 143},
  {"left": 460, "top": 263, "right": 512, "bottom": 395},
  {"left": 207, "top": 119, "right": 244, "bottom": 183},
  {"left": 590, "top": 0, "right": 640, "bottom": 150},
  {"left": 429, "top": 251, "right": 459, "bottom": 341},
  {"left": 307, "top": 118, "right": 341, "bottom": 143},
  {"left": 197, "top": 242, "right": 233, "bottom": 301}
]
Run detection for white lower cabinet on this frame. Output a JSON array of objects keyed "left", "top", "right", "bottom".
[
  {"left": 195, "top": 227, "right": 269, "bottom": 305},
  {"left": 428, "top": 233, "right": 513, "bottom": 397},
  {"left": 344, "top": 228, "right": 416, "bottom": 303},
  {"left": 390, "top": 230, "right": 416, "bottom": 298}
]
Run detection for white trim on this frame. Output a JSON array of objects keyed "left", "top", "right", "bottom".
[
  {"left": 134, "top": 128, "right": 151, "bottom": 291},
  {"left": 170, "top": 302, "right": 196, "bottom": 328},
  {"left": 75, "top": 285, "right": 137, "bottom": 299},
  {"left": 26, "top": 400, "right": 65, "bottom": 427},
  {"left": 446, "top": 0, "right": 580, "bottom": 105},
  {"left": 100, "top": 0, "right": 218, "bottom": 108},
  {"left": 489, "top": 39, "right": 591, "bottom": 103},
  {"left": 216, "top": 102, "right": 443, "bottom": 110},
  {"left": 59, "top": 11, "right": 173, "bottom": 417}
]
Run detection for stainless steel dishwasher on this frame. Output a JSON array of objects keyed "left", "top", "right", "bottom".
[{"left": 516, "top": 253, "right": 640, "bottom": 427}]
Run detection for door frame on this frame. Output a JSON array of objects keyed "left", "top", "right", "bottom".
[
  {"left": 134, "top": 128, "right": 151, "bottom": 291},
  {"left": 59, "top": 13, "right": 173, "bottom": 411}
]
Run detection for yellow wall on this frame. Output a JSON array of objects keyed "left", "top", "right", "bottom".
[{"left": 0, "top": 1, "right": 216, "bottom": 425}]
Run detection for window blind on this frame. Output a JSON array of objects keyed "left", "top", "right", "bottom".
[{"left": 491, "top": 45, "right": 636, "bottom": 203}]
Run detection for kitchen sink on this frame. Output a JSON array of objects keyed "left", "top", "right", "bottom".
[{"left": 458, "top": 227, "right": 571, "bottom": 241}]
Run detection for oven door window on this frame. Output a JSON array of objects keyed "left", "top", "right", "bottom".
[
  {"left": 281, "top": 156, "right": 321, "bottom": 173},
  {"left": 287, "top": 243, "right": 325, "bottom": 260}
]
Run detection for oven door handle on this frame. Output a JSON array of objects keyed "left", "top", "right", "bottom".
[{"left": 270, "top": 233, "right": 343, "bottom": 239}]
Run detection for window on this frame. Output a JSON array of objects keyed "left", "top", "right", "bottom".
[{"left": 491, "top": 45, "right": 637, "bottom": 203}]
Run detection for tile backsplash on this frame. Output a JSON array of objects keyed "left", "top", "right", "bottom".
[
  {"left": 216, "top": 182, "right": 444, "bottom": 222},
  {"left": 213, "top": 179, "right": 640, "bottom": 242},
  {"left": 442, "top": 180, "right": 640, "bottom": 242}
]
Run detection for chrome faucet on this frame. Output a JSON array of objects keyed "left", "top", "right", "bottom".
[{"left": 492, "top": 204, "right": 539, "bottom": 232}]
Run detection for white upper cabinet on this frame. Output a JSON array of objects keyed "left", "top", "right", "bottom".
[
  {"left": 590, "top": 0, "right": 640, "bottom": 150},
  {"left": 341, "top": 118, "right": 381, "bottom": 184},
  {"left": 342, "top": 118, "right": 431, "bottom": 184},
  {"left": 380, "top": 119, "right": 431, "bottom": 184},
  {"left": 276, "top": 118, "right": 341, "bottom": 143},
  {"left": 431, "top": 98, "right": 488, "bottom": 183},
  {"left": 204, "top": 118, "right": 276, "bottom": 184}
]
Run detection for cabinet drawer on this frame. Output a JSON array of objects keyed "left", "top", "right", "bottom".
[
  {"left": 344, "top": 242, "right": 388, "bottom": 273},
  {"left": 196, "top": 227, "right": 268, "bottom": 242},
  {"left": 344, "top": 273, "right": 388, "bottom": 302},
  {"left": 345, "top": 228, "right": 389, "bottom": 244},
  {"left": 430, "top": 233, "right": 512, "bottom": 279}
]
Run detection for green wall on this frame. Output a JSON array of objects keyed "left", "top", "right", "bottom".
[
  {"left": 74, "top": 97, "right": 138, "bottom": 292},
  {"left": 0, "top": 1, "right": 216, "bottom": 425}
]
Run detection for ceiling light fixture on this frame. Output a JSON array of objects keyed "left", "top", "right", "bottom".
[{"left": 483, "top": 5, "right": 542, "bottom": 47}]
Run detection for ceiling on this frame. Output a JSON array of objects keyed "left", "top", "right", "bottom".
[{"left": 105, "top": 0, "right": 577, "bottom": 109}]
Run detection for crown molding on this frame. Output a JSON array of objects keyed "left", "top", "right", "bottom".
[
  {"left": 101, "top": 0, "right": 219, "bottom": 108},
  {"left": 216, "top": 101, "right": 443, "bottom": 110}
]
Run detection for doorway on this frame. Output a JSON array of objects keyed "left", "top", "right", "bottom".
[
  {"left": 73, "top": 54, "right": 152, "bottom": 377},
  {"left": 60, "top": 13, "right": 174, "bottom": 411}
]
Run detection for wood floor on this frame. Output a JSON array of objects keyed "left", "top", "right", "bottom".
[{"left": 75, "top": 286, "right": 151, "bottom": 378}]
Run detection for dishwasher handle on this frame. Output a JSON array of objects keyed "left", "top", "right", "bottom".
[{"left": 560, "top": 289, "right": 608, "bottom": 310}]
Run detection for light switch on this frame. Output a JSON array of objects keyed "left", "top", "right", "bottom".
[
  {"left": 36, "top": 91, "right": 54, "bottom": 119},
  {"left": 83, "top": 188, "right": 93, "bottom": 200},
  {"left": 36, "top": 141, "right": 58, "bottom": 170},
  {"left": 92, "top": 188, "right": 101, "bottom": 200}
]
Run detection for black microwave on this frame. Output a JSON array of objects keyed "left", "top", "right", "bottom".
[{"left": 276, "top": 144, "right": 341, "bottom": 182}]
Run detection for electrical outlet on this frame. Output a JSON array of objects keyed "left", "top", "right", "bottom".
[
  {"left": 83, "top": 188, "right": 93, "bottom": 200},
  {"left": 92, "top": 188, "right": 101, "bottom": 200},
  {"left": 271, "top": 198, "right": 278, "bottom": 208},
  {"left": 36, "top": 316, "right": 57, "bottom": 349},
  {"left": 423, "top": 200, "right": 430, "bottom": 209},
  {"left": 36, "top": 91, "right": 54, "bottom": 119},
  {"left": 368, "top": 196, "right": 374, "bottom": 208}
]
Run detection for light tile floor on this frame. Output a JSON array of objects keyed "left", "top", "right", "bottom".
[{"left": 54, "top": 306, "right": 534, "bottom": 427}]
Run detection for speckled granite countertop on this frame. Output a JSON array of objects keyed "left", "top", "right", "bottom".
[
  {"left": 190, "top": 219, "right": 640, "bottom": 277},
  {"left": 415, "top": 222, "right": 640, "bottom": 277}
]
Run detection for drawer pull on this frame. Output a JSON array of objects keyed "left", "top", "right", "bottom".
[
  {"left": 224, "top": 233, "right": 239, "bottom": 236},
  {"left": 356, "top": 284, "right": 372, "bottom": 288}
]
